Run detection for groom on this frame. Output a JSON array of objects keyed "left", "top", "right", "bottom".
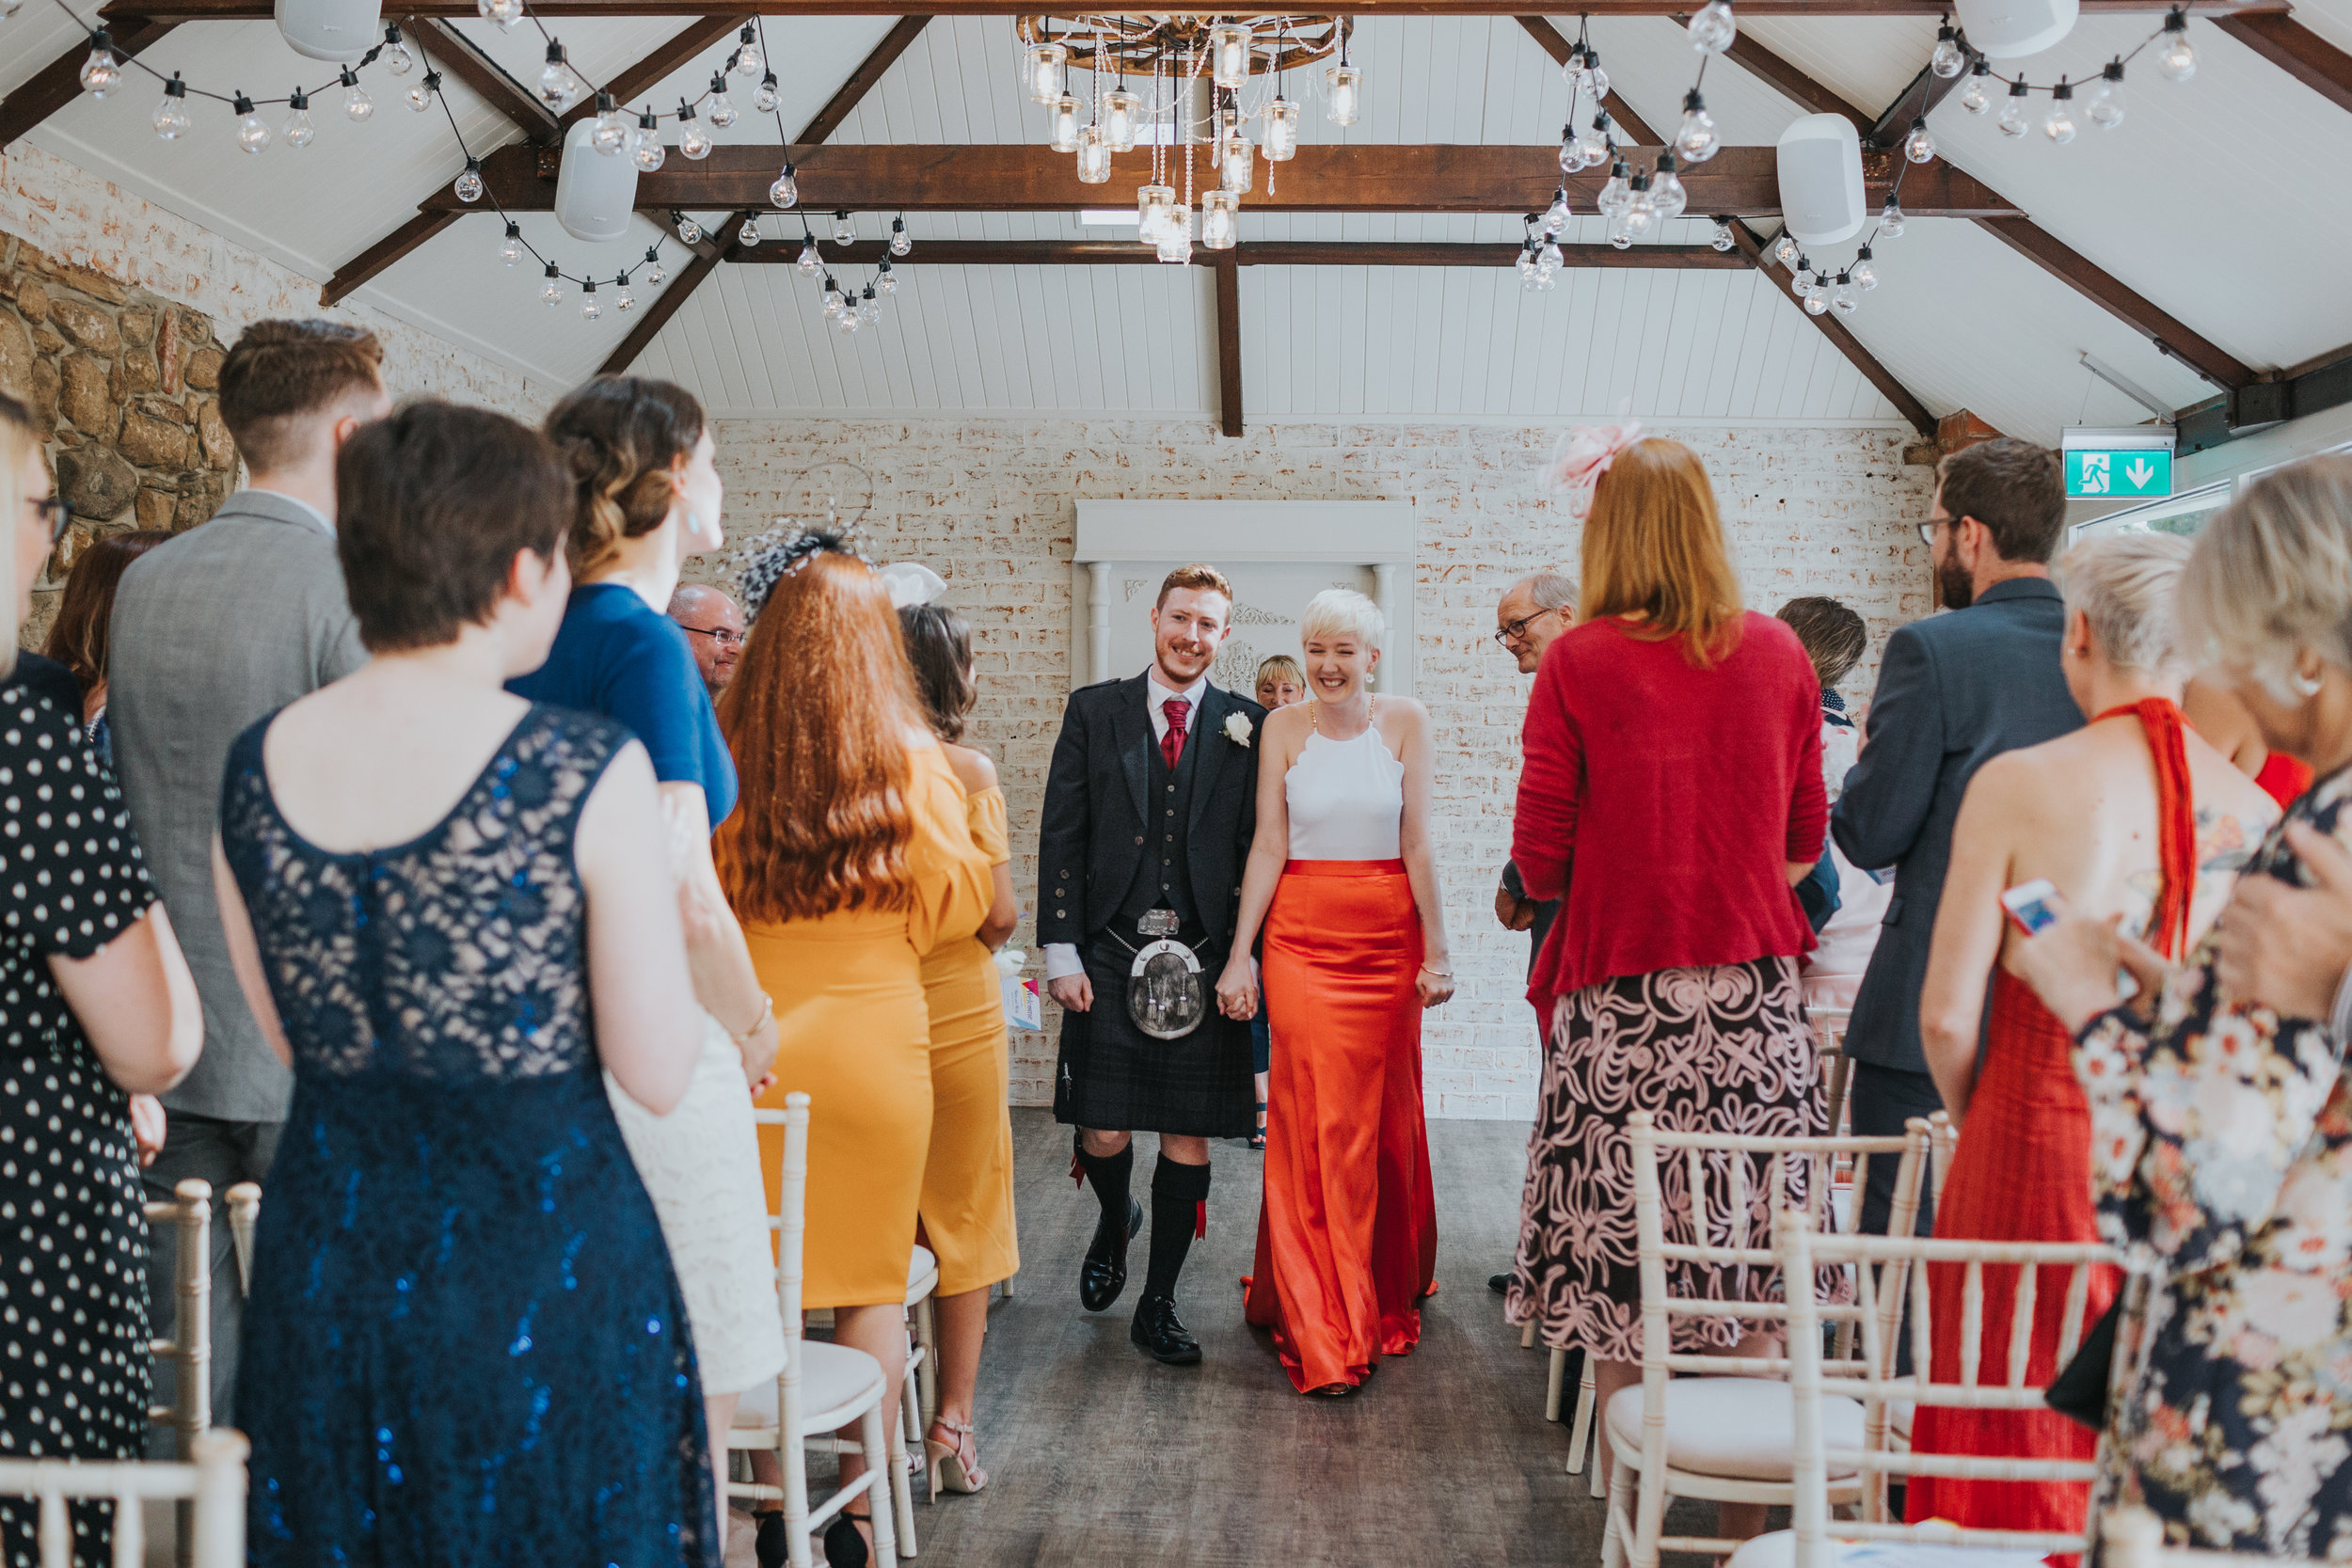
[{"left": 1040, "top": 563, "right": 1265, "bottom": 1366}]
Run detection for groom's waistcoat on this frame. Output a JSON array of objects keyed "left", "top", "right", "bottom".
[{"left": 1109, "top": 719, "right": 1202, "bottom": 937}]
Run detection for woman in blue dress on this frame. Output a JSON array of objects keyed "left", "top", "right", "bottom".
[{"left": 215, "top": 402, "right": 719, "bottom": 1564}]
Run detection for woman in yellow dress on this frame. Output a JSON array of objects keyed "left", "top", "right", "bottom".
[
  {"left": 897, "top": 602, "right": 1021, "bottom": 1496},
  {"left": 716, "top": 537, "right": 991, "bottom": 1566}
]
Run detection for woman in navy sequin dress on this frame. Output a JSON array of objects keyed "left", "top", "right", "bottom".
[{"left": 215, "top": 404, "right": 719, "bottom": 1565}]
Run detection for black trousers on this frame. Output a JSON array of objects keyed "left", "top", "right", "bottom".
[
  {"left": 1849, "top": 1061, "right": 1943, "bottom": 1238},
  {"left": 142, "top": 1111, "right": 281, "bottom": 1451}
]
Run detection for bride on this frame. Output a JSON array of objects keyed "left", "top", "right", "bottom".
[{"left": 1216, "top": 588, "right": 1452, "bottom": 1396}]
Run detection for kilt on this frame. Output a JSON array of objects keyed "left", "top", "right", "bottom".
[{"left": 1053, "top": 934, "right": 1256, "bottom": 1138}]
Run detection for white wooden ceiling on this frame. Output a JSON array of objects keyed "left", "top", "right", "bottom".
[{"left": 5, "top": 1, "right": 2346, "bottom": 436}]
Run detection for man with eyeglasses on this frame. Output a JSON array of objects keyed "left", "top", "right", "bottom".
[{"left": 668, "top": 584, "right": 745, "bottom": 697}]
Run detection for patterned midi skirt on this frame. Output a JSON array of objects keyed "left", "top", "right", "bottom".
[{"left": 1506, "top": 957, "right": 1823, "bottom": 1364}]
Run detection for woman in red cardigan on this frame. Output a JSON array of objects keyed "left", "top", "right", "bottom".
[{"left": 1503, "top": 432, "right": 1827, "bottom": 1526}]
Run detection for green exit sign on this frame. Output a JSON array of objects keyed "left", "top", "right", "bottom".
[{"left": 2066, "top": 447, "right": 2173, "bottom": 499}]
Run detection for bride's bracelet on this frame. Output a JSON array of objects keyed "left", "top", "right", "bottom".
[
  {"left": 730, "top": 994, "right": 776, "bottom": 1045},
  {"left": 1419, "top": 963, "right": 1454, "bottom": 978}
]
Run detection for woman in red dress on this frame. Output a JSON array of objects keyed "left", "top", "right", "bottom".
[{"left": 1915, "top": 532, "right": 2278, "bottom": 1539}]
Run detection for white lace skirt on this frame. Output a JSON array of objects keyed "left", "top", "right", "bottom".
[{"left": 605, "top": 1014, "right": 787, "bottom": 1398}]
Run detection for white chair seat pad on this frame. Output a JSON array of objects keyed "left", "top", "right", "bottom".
[
  {"left": 907, "top": 1243, "right": 939, "bottom": 1304},
  {"left": 1605, "top": 1378, "right": 1867, "bottom": 1482},
  {"left": 1729, "top": 1529, "right": 2051, "bottom": 1568},
  {"left": 733, "top": 1342, "right": 885, "bottom": 1434}
]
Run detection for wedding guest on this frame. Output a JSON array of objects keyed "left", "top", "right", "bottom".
[
  {"left": 217, "top": 401, "right": 718, "bottom": 1564},
  {"left": 1910, "top": 533, "right": 2273, "bottom": 1542},
  {"left": 1507, "top": 433, "right": 1825, "bottom": 1536},
  {"left": 42, "top": 529, "right": 167, "bottom": 768},
  {"left": 2011, "top": 454, "right": 2352, "bottom": 1555},
  {"left": 516, "top": 376, "right": 784, "bottom": 1540},
  {"left": 1248, "top": 653, "right": 1309, "bottom": 1150},
  {"left": 1775, "top": 595, "right": 1889, "bottom": 1014},
  {"left": 2212, "top": 822, "right": 2352, "bottom": 1030},
  {"left": 671, "top": 582, "right": 745, "bottom": 697},
  {"left": 722, "top": 540, "right": 990, "bottom": 1565},
  {"left": 1831, "top": 437, "right": 2078, "bottom": 1239},
  {"left": 1222, "top": 589, "right": 1449, "bottom": 1396},
  {"left": 108, "top": 318, "right": 389, "bottom": 1433},
  {"left": 898, "top": 598, "right": 1020, "bottom": 1495},
  {"left": 2185, "top": 673, "right": 2315, "bottom": 807},
  {"left": 0, "top": 395, "right": 201, "bottom": 1568}
]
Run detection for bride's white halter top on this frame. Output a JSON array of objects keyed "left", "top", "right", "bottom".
[{"left": 1285, "top": 710, "right": 1405, "bottom": 861}]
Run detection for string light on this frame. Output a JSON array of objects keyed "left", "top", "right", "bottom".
[
  {"left": 739, "top": 214, "right": 762, "bottom": 247},
  {"left": 889, "top": 216, "right": 912, "bottom": 257},
  {"left": 832, "top": 210, "right": 855, "bottom": 245},
  {"left": 382, "top": 24, "right": 414, "bottom": 76},
  {"left": 2156, "top": 9, "right": 2196, "bottom": 80},
  {"left": 405, "top": 69, "right": 440, "bottom": 115},
  {"left": 754, "top": 72, "right": 780, "bottom": 116},
  {"left": 2087, "top": 59, "right": 2127, "bottom": 128},
  {"left": 150, "top": 72, "right": 189, "bottom": 138},
  {"left": 644, "top": 246, "right": 665, "bottom": 286},
  {"left": 706, "top": 73, "right": 738, "bottom": 130},
  {"left": 536, "top": 42, "right": 580, "bottom": 110},
  {"left": 1710, "top": 219, "right": 1735, "bottom": 252},
  {"left": 1997, "top": 78, "right": 2031, "bottom": 137},
  {"left": 632, "top": 108, "right": 664, "bottom": 170},
  {"left": 592, "top": 92, "right": 628, "bottom": 155},
  {"left": 770, "top": 162, "right": 798, "bottom": 210},
  {"left": 1651, "top": 153, "right": 1686, "bottom": 220},
  {"left": 283, "top": 87, "right": 314, "bottom": 147},
  {"left": 2043, "top": 77, "right": 2076, "bottom": 142},
  {"left": 80, "top": 28, "right": 120, "bottom": 98},
  {"left": 675, "top": 213, "right": 703, "bottom": 245},
  {"left": 1960, "top": 60, "right": 1993, "bottom": 114},
  {"left": 1676, "top": 89, "right": 1720, "bottom": 163},
  {"left": 1903, "top": 116, "right": 1936, "bottom": 163},
  {"left": 676, "top": 99, "right": 710, "bottom": 160},
  {"left": 500, "top": 222, "right": 523, "bottom": 265},
  {"left": 1687, "top": 0, "right": 1736, "bottom": 55},
  {"left": 540, "top": 262, "right": 564, "bottom": 307},
  {"left": 733, "top": 24, "right": 764, "bottom": 81},
  {"left": 1879, "top": 197, "right": 1906, "bottom": 238},
  {"left": 1931, "top": 23, "right": 1967, "bottom": 78},
  {"left": 798, "top": 234, "right": 822, "bottom": 275},
  {"left": 231, "top": 92, "right": 269, "bottom": 153},
  {"left": 613, "top": 277, "right": 633, "bottom": 312},
  {"left": 1851, "top": 245, "right": 1878, "bottom": 289},
  {"left": 876, "top": 259, "right": 898, "bottom": 295},
  {"left": 580, "top": 278, "right": 599, "bottom": 320},
  {"left": 453, "top": 154, "right": 483, "bottom": 200}
]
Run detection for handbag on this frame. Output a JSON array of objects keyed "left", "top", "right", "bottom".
[{"left": 2043, "top": 1295, "right": 2122, "bottom": 1431}]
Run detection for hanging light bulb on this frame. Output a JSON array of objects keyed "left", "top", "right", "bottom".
[
  {"left": 2156, "top": 9, "right": 2196, "bottom": 81},
  {"left": 1622, "top": 174, "right": 1656, "bottom": 239},
  {"left": 1961, "top": 60, "right": 1994, "bottom": 115},
  {"left": 590, "top": 93, "right": 628, "bottom": 154},
  {"left": 500, "top": 222, "right": 524, "bottom": 265},
  {"left": 1676, "top": 89, "right": 1720, "bottom": 163},
  {"left": 2087, "top": 59, "right": 2126, "bottom": 129},
  {"left": 677, "top": 100, "right": 711, "bottom": 160},
  {"left": 541, "top": 263, "right": 564, "bottom": 307},
  {"left": 889, "top": 216, "right": 912, "bottom": 258},
  {"left": 1326, "top": 60, "right": 1361, "bottom": 126},
  {"left": 1605, "top": 214, "right": 1632, "bottom": 250},
  {"left": 675, "top": 212, "right": 703, "bottom": 245},
  {"left": 1997, "top": 79, "right": 2030, "bottom": 137},
  {"left": 232, "top": 93, "right": 271, "bottom": 154},
  {"left": 1832, "top": 271, "right": 1858, "bottom": 314},
  {"left": 340, "top": 67, "right": 372, "bottom": 121},
  {"left": 823, "top": 280, "right": 844, "bottom": 318},
  {"left": 798, "top": 236, "right": 822, "bottom": 275},
  {"left": 1518, "top": 241, "right": 1538, "bottom": 282},
  {"left": 1104, "top": 87, "right": 1142, "bottom": 152},
  {"left": 80, "top": 29, "right": 121, "bottom": 98},
  {"left": 754, "top": 71, "right": 780, "bottom": 117},
  {"left": 581, "top": 280, "right": 601, "bottom": 321},
  {"left": 633, "top": 110, "right": 665, "bottom": 171},
  {"left": 537, "top": 43, "right": 581, "bottom": 110},
  {"left": 1025, "top": 38, "right": 1067, "bottom": 103},
  {"left": 1543, "top": 187, "right": 1571, "bottom": 234},
  {"left": 614, "top": 277, "right": 635, "bottom": 312},
  {"left": 1904, "top": 117, "right": 1936, "bottom": 164},
  {"left": 1770, "top": 230, "right": 1801, "bottom": 267},
  {"left": 1931, "top": 23, "right": 1967, "bottom": 78},
  {"left": 1136, "top": 183, "right": 1175, "bottom": 244},
  {"left": 1558, "top": 122, "right": 1580, "bottom": 177},
  {"left": 1879, "top": 197, "right": 1906, "bottom": 239},
  {"left": 1791, "top": 259, "right": 1817, "bottom": 296},
  {"left": 1220, "top": 132, "right": 1253, "bottom": 194},
  {"left": 1200, "top": 188, "right": 1238, "bottom": 249},
  {"left": 151, "top": 73, "right": 192, "bottom": 139},
  {"left": 707, "top": 73, "right": 739, "bottom": 130},
  {"left": 876, "top": 260, "right": 898, "bottom": 295},
  {"left": 1539, "top": 238, "right": 1563, "bottom": 270},
  {"left": 1533, "top": 261, "right": 1558, "bottom": 292},
  {"left": 1804, "top": 289, "right": 1830, "bottom": 316},
  {"left": 1851, "top": 245, "right": 1878, "bottom": 290},
  {"left": 1688, "top": 0, "right": 1737, "bottom": 55},
  {"left": 644, "top": 246, "right": 666, "bottom": 287},
  {"left": 836, "top": 298, "right": 861, "bottom": 335},
  {"left": 1651, "top": 153, "right": 1686, "bottom": 220},
  {"left": 1077, "top": 122, "right": 1112, "bottom": 183},
  {"left": 269, "top": 84, "right": 308, "bottom": 146},
  {"left": 382, "top": 24, "right": 414, "bottom": 76},
  {"left": 1209, "top": 23, "right": 1252, "bottom": 89},
  {"left": 483, "top": 0, "right": 523, "bottom": 28},
  {"left": 405, "top": 70, "right": 440, "bottom": 115},
  {"left": 1580, "top": 47, "right": 1611, "bottom": 102},
  {"left": 2043, "top": 78, "right": 2076, "bottom": 142},
  {"left": 858, "top": 285, "right": 880, "bottom": 326},
  {"left": 770, "top": 163, "right": 798, "bottom": 210},
  {"left": 1156, "top": 203, "right": 1193, "bottom": 264},
  {"left": 453, "top": 155, "right": 485, "bottom": 202},
  {"left": 1049, "top": 93, "right": 1082, "bottom": 152},
  {"left": 1597, "top": 158, "right": 1632, "bottom": 216},
  {"left": 832, "top": 211, "right": 855, "bottom": 245},
  {"left": 733, "top": 24, "right": 764, "bottom": 80},
  {"left": 1262, "top": 97, "right": 1298, "bottom": 161},
  {"left": 1710, "top": 219, "right": 1735, "bottom": 252},
  {"left": 738, "top": 215, "right": 761, "bottom": 247}
]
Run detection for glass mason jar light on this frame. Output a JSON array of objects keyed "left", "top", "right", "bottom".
[
  {"left": 1200, "top": 188, "right": 1239, "bottom": 249},
  {"left": 1209, "top": 24, "right": 1252, "bottom": 89},
  {"left": 1075, "top": 123, "right": 1112, "bottom": 183},
  {"left": 1025, "top": 40, "right": 1068, "bottom": 104},
  {"left": 1326, "top": 62, "right": 1360, "bottom": 126},
  {"left": 1104, "top": 87, "right": 1141, "bottom": 151},
  {"left": 1263, "top": 96, "right": 1299, "bottom": 161},
  {"left": 1137, "top": 183, "right": 1175, "bottom": 243},
  {"left": 1049, "top": 93, "right": 1082, "bottom": 152},
  {"left": 1156, "top": 203, "right": 1194, "bottom": 263},
  {"left": 1220, "top": 133, "right": 1253, "bottom": 194}
]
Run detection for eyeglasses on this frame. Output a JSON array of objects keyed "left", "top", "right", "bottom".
[
  {"left": 678, "top": 624, "right": 745, "bottom": 648},
  {"left": 1493, "top": 607, "right": 1561, "bottom": 647},
  {"left": 27, "top": 495, "right": 69, "bottom": 546},
  {"left": 1916, "top": 516, "right": 1951, "bottom": 547}
]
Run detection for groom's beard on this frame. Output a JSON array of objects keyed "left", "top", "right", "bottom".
[{"left": 1935, "top": 553, "right": 1975, "bottom": 611}]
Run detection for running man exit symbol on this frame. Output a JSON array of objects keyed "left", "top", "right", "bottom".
[{"left": 2066, "top": 447, "right": 2171, "bottom": 499}]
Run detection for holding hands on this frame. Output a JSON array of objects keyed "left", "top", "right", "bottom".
[{"left": 1216, "top": 954, "right": 1259, "bottom": 1022}]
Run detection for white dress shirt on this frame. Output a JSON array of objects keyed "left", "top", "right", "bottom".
[{"left": 1044, "top": 670, "right": 1208, "bottom": 983}]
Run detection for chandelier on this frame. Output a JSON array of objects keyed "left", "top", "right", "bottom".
[{"left": 1013, "top": 14, "right": 1361, "bottom": 261}]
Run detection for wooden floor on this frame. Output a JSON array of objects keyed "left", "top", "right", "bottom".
[{"left": 727, "top": 1108, "right": 1617, "bottom": 1568}]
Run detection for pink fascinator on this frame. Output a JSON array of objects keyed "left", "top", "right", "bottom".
[{"left": 1546, "top": 421, "right": 1644, "bottom": 520}]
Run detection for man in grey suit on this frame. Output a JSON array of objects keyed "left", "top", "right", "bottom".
[
  {"left": 108, "top": 320, "right": 390, "bottom": 1432},
  {"left": 1831, "top": 437, "right": 2081, "bottom": 1240}
]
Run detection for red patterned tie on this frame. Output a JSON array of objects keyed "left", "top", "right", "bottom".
[{"left": 1161, "top": 697, "right": 1189, "bottom": 771}]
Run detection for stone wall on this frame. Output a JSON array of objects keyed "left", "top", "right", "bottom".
[{"left": 703, "top": 414, "right": 1935, "bottom": 1118}]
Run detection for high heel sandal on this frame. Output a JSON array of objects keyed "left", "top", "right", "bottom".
[
  {"left": 821, "top": 1508, "right": 874, "bottom": 1568},
  {"left": 1248, "top": 1100, "right": 1267, "bottom": 1150},
  {"left": 753, "top": 1511, "right": 790, "bottom": 1568},
  {"left": 925, "top": 1415, "right": 989, "bottom": 1495}
]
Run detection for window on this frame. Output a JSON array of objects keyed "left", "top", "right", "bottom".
[{"left": 2068, "top": 481, "right": 2233, "bottom": 546}]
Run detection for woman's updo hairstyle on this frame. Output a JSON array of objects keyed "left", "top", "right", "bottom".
[{"left": 541, "top": 375, "right": 706, "bottom": 578}]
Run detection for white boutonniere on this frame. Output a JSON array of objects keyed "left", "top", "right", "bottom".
[{"left": 1223, "top": 712, "right": 1253, "bottom": 749}]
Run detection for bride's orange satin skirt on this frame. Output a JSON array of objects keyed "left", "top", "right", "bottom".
[{"left": 1243, "top": 859, "right": 1438, "bottom": 1393}]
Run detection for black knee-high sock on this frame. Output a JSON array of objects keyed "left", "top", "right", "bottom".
[
  {"left": 1142, "top": 1154, "right": 1212, "bottom": 1301},
  {"left": 1073, "top": 1134, "right": 1134, "bottom": 1230}
]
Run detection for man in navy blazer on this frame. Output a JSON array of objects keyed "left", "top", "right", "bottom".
[{"left": 1832, "top": 438, "right": 2082, "bottom": 1238}]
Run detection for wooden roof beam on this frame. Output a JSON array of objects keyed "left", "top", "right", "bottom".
[
  {"left": 727, "top": 237, "right": 1749, "bottom": 267},
  {"left": 103, "top": 0, "right": 2290, "bottom": 19},
  {"left": 1514, "top": 17, "right": 1664, "bottom": 146},
  {"left": 2210, "top": 12, "right": 2352, "bottom": 116},
  {"left": 321, "top": 210, "right": 462, "bottom": 305},
  {"left": 597, "top": 210, "right": 748, "bottom": 374},
  {"left": 1214, "top": 248, "right": 1243, "bottom": 436},
  {"left": 556, "top": 15, "right": 740, "bottom": 130},
  {"left": 1728, "top": 220, "right": 1934, "bottom": 435},
  {"left": 0, "top": 16, "right": 177, "bottom": 149},
  {"left": 409, "top": 15, "right": 558, "bottom": 138}
]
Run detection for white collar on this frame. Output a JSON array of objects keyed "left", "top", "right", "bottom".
[{"left": 1146, "top": 670, "right": 1208, "bottom": 709}]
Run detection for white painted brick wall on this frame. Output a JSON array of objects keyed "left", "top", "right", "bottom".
[
  {"left": 707, "top": 414, "right": 1933, "bottom": 1119},
  {"left": 0, "top": 144, "right": 545, "bottom": 416}
]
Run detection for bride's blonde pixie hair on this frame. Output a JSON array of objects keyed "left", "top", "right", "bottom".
[{"left": 1300, "top": 587, "right": 1386, "bottom": 653}]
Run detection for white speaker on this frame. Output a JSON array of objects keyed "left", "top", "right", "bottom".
[
  {"left": 274, "top": 0, "right": 380, "bottom": 63},
  {"left": 1775, "top": 114, "right": 1866, "bottom": 247},
  {"left": 554, "top": 119, "right": 639, "bottom": 244},
  {"left": 1953, "top": 0, "right": 2078, "bottom": 59}
]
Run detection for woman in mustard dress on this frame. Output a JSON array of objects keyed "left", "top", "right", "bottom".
[
  {"left": 716, "top": 537, "right": 991, "bottom": 1566},
  {"left": 898, "top": 603, "right": 1021, "bottom": 1496}
]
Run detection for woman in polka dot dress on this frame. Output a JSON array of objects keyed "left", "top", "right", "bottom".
[{"left": 0, "top": 401, "right": 204, "bottom": 1567}]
